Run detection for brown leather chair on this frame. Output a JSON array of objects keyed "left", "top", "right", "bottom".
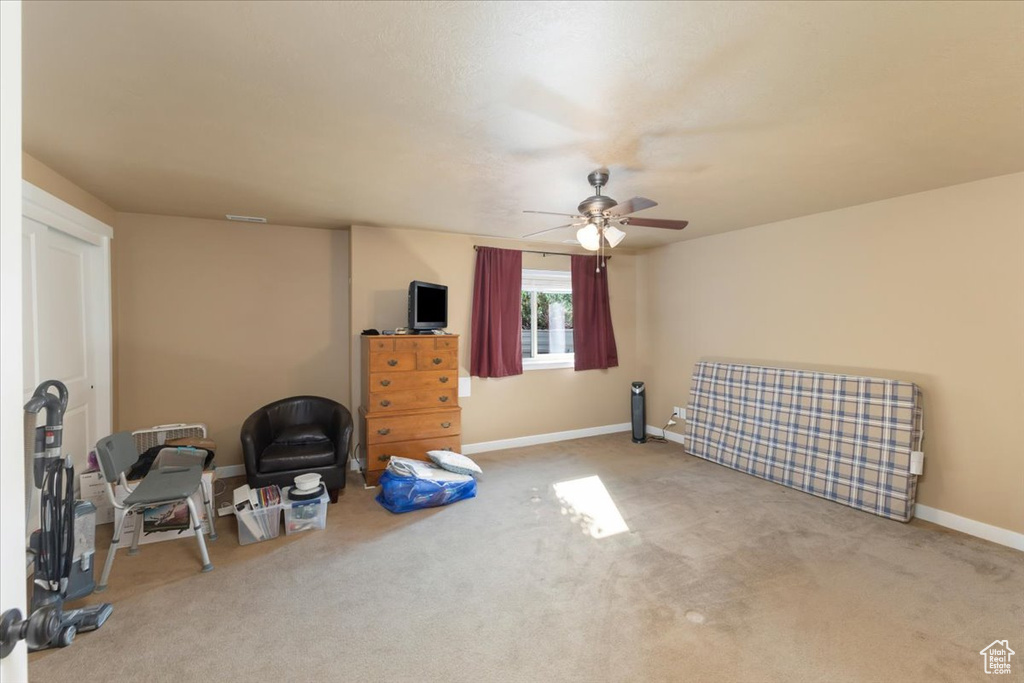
[{"left": 240, "top": 396, "right": 352, "bottom": 502}]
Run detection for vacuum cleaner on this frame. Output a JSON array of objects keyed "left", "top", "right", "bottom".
[{"left": 0, "top": 380, "right": 112, "bottom": 656}]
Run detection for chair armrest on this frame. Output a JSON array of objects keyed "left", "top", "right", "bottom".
[
  {"left": 329, "top": 404, "right": 354, "bottom": 464},
  {"left": 241, "top": 410, "right": 272, "bottom": 472}
]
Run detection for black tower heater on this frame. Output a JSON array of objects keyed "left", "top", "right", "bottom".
[{"left": 631, "top": 381, "right": 646, "bottom": 443}]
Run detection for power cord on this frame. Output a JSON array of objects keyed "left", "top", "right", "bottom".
[{"left": 646, "top": 413, "right": 678, "bottom": 444}]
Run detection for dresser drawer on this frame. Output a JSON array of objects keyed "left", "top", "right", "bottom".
[
  {"left": 394, "top": 337, "right": 436, "bottom": 351},
  {"left": 366, "top": 337, "right": 393, "bottom": 352},
  {"left": 365, "top": 436, "right": 461, "bottom": 472},
  {"left": 416, "top": 350, "right": 457, "bottom": 370},
  {"left": 364, "top": 409, "right": 461, "bottom": 444},
  {"left": 368, "top": 370, "right": 455, "bottom": 393},
  {"left": 435, "top": 336, "right": 457, "bottom": 350},
  {"left": 368, "top": 351, "right": 416, "bottom": 372},
  {"left": 366, "top": 389, "right": 457, "bottom": 413}
]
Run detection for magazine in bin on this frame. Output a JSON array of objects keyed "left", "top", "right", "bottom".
[{"left": 233, "top": 484, "right": 283, "bottom": 545}]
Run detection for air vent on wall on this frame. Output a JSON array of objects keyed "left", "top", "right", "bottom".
[{"left": 225, "top": 214, "right": 267, "bottom": 223}]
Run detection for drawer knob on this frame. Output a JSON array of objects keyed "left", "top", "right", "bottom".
[
  {"left": 377, "top": 454, "right": 391, "bottom": 462},
  {"left": 380, "top": 379, "right": 391, "bottom": 387},
  {"left": 378, "top": 428, "right": 391, "bottom": 436},
  {"left": 388, "top": 359, "right": 399, "bottom": 367},
  {"left": 441, "top": 422, "right": 452, "bottom": 429},
  {"left": 380, "top": 399, "right": 391, "bottom": 407},
  {"left": 439, "top": 376, "right": 449, "bottom": 383},
  {"left": 439, "top": 396, "right": 449, "bottom": 403},
  {"left": 432, "top": 357, "right": 443, "bottom": 365}
]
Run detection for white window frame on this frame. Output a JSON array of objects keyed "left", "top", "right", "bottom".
[{"left": 522, "top": 269, "right": 574, "bottom": 371}]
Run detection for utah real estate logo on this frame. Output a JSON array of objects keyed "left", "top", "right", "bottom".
[{"left": 980, "top": 640, "right": 1015, "bottom": 675}]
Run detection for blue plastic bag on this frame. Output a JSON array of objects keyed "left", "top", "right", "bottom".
[{"left": 375, "top": 469, "right": 477, "bottom": 514}]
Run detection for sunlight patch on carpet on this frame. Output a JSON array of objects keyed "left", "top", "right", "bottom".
[{"left": 552, "top": 475, "right": 629, "bottom": 539}]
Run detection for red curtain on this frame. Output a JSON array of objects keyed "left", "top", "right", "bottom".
[
  {"left": 470, "top": 247, "right": 523, "bottom": 378},
  {"left": 571, "top": 255, "right": 618, "bottom": 371}
]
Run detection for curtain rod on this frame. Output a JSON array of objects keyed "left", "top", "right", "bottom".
[{"left": 473, "top": 246, "right": 610, "bottom": 260}]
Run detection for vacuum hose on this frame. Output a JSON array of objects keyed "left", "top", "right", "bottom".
[
  {"left": 37, "top": 459, "right": 75, "bottom": 593},
  {"left": 24, "top": 381, "right": 73, "bottom": 594}
]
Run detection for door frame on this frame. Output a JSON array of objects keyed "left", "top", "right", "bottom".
[
  {"left": 1, "top": 1, "right": 26, "bottom": 676},
  {"left": 22, "top": 180, "right": 114, "bottom": 453}
]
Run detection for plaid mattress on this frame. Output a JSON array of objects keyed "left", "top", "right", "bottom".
[{"left": 685, "top": 361, "right": 924, "bottom": 522}]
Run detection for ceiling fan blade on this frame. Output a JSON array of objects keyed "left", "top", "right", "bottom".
[
  {"left": 523, "top": 210, "right": 581, "bottom": 218},
  {"left": 609, "top": 196, "right": 658, "bottom": 217},
  {"left": 522, "top": 223, "right": 577, "bottom": 238},
  {"left": 508, "top": 78, "right": 602, "bottom": 136},
  {"left": 622, "top": 217, "right": 689, "bottom": 230}
]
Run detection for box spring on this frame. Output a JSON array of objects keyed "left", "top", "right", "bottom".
[{"left": 685, "top": 361, "right": 923, "bottom": 521}]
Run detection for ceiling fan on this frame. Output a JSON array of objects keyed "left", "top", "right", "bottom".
[{"left": 522, "top": 169, "right": 689, "bottom": 252}]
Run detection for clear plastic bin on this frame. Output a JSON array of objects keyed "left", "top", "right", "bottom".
[
  {"left": 235, "top": 503, "right": 282, "bottom": 545},
  {"left": 282, "top": 486, "right": 329, "bottom": 535}
]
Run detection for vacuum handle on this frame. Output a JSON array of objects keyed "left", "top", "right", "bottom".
[{"left": 34, "top": 380, "right": 69, "bottom": 413}]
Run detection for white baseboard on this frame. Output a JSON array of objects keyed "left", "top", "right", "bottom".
[
  {"left": 462, "top": 423, "right": 631, "bottom": 455},
  {"left": 216, "top": 464, "right": 246, "bottom": 478},
  {"left": 646, "top": 424, "right": 686, "bottom": 445},
  {"left": 914, "top": 504, "right": 1024, "bottom": 552}
]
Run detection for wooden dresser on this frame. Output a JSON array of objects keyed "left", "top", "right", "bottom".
[{"left": 358, "top": 334, "right": 461, "bottom": 485}]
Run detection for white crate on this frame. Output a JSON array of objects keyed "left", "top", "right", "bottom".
[{"left": 235, "top": 504, "right": 283, "bottom": 545}]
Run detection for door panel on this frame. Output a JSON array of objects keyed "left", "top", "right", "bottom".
[
  {"left": 22, "top": 217, "right": 100, "bottom": 518},
  {"left": 38, "top": 237, "right": 88, "bottom": 387}
]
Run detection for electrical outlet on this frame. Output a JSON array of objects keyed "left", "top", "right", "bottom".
[{"left": 673, "top": 406, "right": 686, "bottom": 421}]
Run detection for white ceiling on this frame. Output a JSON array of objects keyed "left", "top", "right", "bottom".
[{"left": 23, "top": 1, "right": 1024, "bottom": 248}]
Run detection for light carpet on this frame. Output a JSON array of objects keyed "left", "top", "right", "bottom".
[{"left": 29, "top": 434, "right": 1023, "bottom": 682}]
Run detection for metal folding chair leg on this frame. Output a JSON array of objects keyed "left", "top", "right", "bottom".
[
  {"left": 128, "top": 510, "right": 144, "bottom": 556},
  {"left": 201, "top": 480, "right": 218, "bottom": 541},
  {"left": 185, "top": 497, "right": 213, "bottom": 573},
  {"left": 97, "top": 507, "right": 131, "bottom": 591}
]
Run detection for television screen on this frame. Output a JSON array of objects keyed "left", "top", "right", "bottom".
[{"left": 409, "top": 281, "right": 447, "bottom": 330}]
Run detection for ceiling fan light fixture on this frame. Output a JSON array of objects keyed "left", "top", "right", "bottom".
[
  {"left": 576, "top": 223, "right": 601, "bottom": 251},
  {"left": 521, "top": 169, "right": 689, "bottom": 244},
  {"left": 603, "top": 224, "right": 626, "bottom": 248}
]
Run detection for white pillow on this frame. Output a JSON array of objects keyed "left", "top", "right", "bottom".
[{"left": 427, "top": 450, "right": 482, "bottom": 477}]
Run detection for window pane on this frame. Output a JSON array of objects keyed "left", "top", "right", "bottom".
[
  {"left": 521, "top": 290, "right": 534, "bottom": 359},
  {"left": 537, "top": 292, "right": 573, "bottom": 355}
]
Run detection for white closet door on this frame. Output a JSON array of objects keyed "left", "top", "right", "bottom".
[{"left": 22, "top": 214, "right": 109, "bottom": 527}]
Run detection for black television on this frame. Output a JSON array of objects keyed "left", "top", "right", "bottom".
[{"left": 408, "top": 280, "right": 448, "bottom": 331}]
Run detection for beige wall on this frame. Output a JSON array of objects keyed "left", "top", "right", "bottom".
[
  {"left": 21, "top": 152, "right": 1022, "bottom": 534},
  {"left": 642, "top": 173, "right": 1024, "bottom": 533},
  {"left": 22, "top": 152, "right": 116, "bottom": 226},
  {"left": 115, "top": 213, "right": 350, "bottom": 467},
  {"left": 349, "top": 226, "right": 639, "bottom": 446}
]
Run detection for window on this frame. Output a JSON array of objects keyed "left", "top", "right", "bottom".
[{"left": 521, "top": 269, "right": 574, "bottom": 370}]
